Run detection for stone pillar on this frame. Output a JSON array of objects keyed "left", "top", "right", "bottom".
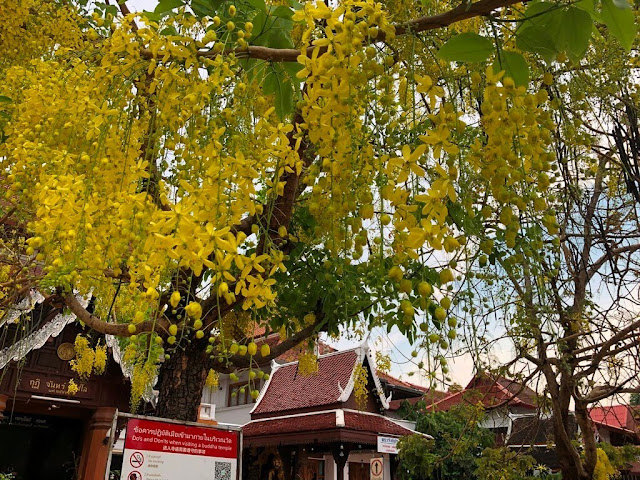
[
  {"left": 383, "top": 453, "right": 391, "bottom": 480},
  {"left": 77, "top": 407, "right": 116, "bottom": 480}
]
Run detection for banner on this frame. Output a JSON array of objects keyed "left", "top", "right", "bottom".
[{"left": 120, "top": 417, "right": 239, "bottom": 480}]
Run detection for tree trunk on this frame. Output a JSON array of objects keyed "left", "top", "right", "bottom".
[
  {"left": 575, "top": 401, "right": 598, "bottom": 479},
  {"left": 155, "top": 338, "right": 208, "bottom": 421},
  {"left": 551, "top": 405, "right": 592, "bottom": 480}
]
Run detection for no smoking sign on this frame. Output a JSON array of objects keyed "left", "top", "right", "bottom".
[{"left": 130, "top": 452, "right": 144, "bottom": 468}]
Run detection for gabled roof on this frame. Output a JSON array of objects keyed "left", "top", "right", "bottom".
[
  {"left": 424, "top": 373, "right": 537, "bottom": 412},
  {"left": 251, "top": 341, "right": 389, "bottom": 416},
  {"left": 590, "top": 405, "right": 638, "bottom": 435},
  {"left": 377, "top": 371, "right": 435, "bottom": 393}
]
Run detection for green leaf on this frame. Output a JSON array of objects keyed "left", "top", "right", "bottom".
[
  {"left": 0, "top": 96, "right": 12, "bottom": 104},
  {"left": 263, "top": 65, "right": 295, "bottom": 119},
  {"left": 243, "top": 0, "right": 266, "bottom": 13},
  {"left": 521, "top": 2, "right": 557, "bottom": 28},
  {"left": 251, "top": 13, "right": 293, "bottom": 48},
  {"left": 437, "top": 33, "right": 494, "bottom": 63},
  {"left": 493, "top": 51, "right": 529, "bottom": 86},
  {"left": 190, "top": 0, "right": 219, "bottom": 17},
  {"left": 556, "top": 7, "right": 592, "bottom": 62},
  {"left": 519, "top": 3, "right": 594, "bottom": 62},
  {"left": 142, "top": 10, "right": 163, "bottom": 22},
  {"left": 516, "top": 25, "right": 557, "bottom": 63},
  {"left": 160, "top": 26, "right": 178, "bottom": 35},
  {"left": 270, "top": 5, "right": 293, "bottom": 18},
  {"left": 575, "top": 0, "right": 601, "bottom": 21},
  {"left": 155, "top": 0, "right": 184, "bottom": 13},
  {"left": 601, "top": 0, "right": 637, "bottom": 51},
  {"left": 282, "top": 62, "right": 303, "bottom": 84},
  {"left": 612, "top": 0, "right": 631, "bottom": 9}
]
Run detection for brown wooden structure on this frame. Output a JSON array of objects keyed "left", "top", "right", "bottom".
[
  {"left": 0, "top": 322, "right": 131, "bottom": 480},
  {"left": 242, "top": 344, "right": 419, "bottom": 480}
]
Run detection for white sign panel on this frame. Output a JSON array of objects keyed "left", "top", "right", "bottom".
[
  {"left": 377, "top": 435, "right": 399, "bottom": 454},
  {"left": 370, "top": 458, "right": 384, "bottom": 480},
  {"left": 120, "top": 417, "right": 238, "bottom": 480}
]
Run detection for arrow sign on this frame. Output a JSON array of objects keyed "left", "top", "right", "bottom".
[{"left": 370, "top": 458, "right": 383, "bottom": 480}]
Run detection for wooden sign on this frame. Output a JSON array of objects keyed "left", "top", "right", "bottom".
[{"left": 18, "top": 372, "right": 93, "bottom": 400}]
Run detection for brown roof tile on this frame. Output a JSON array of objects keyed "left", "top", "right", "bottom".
[
  {"left": 252, "top": 350, "right": 358, "bottom": 415},
  {"left": 243, "top": 410, "right": 416, "bottom": 438}
]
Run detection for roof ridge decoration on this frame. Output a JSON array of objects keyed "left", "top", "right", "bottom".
[
  {"left": 251, "top": 338, "right": 391, "bottom": 415},
  {"left": 336, "top": 338, "right": 390, "bottom": 409},
  {"left": 249, "top": 358, "right": 280, "bottom": 414},
  {"left": 0, "top": 291, "right": 91, "bottom": 369}
]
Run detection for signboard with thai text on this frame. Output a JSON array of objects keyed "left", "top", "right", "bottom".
[
  {"left": 18, "top": 373, "right": 92, "bottom": 399},
  {"left": 120, "top": 417, "right": 239, "bottom": 480},
  {"left": 377, "top": 435, "right": 399, "bottom": 454}
]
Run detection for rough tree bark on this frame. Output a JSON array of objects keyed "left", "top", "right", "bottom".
[{"left": 155, "top": 338, "right": 208, "bottom": 421}]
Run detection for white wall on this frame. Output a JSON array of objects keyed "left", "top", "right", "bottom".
[
  {"left": 200, "top": 365, "right": 273, "bottom": 426},
  {"left": 479, "top": 408, "right": 511, "bottom": 429}
]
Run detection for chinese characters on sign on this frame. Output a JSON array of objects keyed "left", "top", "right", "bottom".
[{"left": 120, "top": 417, "right": 239, "bottom": 480}]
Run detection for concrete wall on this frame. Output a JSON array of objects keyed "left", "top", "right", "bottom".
[{"left": 200, "top": 366, "right": 273, "bottom": 427}]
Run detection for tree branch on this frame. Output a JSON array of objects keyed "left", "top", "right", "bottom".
[
  {"left": 140, "top": 0, "right": 527, "bottom": 63},
  {"left": 63, "top": 292, "right": 168, "bottom": 337}
]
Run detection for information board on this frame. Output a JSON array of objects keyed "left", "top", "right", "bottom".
[
  {"left": 120, "top": 417, "right": 239, "bottom": 480},
  {"left": 377, "top": 435, "right": 399, "bottom": 454}
]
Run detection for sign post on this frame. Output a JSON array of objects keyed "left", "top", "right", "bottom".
[
  {"left": 108, "top": 414, "right": 240, "bottom": 480},
  {"left": 370, "top": 457, "right": 384, "bottom": 480}
]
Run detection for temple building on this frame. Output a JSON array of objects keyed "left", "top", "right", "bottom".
[{"left": 242, "top": 342, "right": 425, "bottom": 480}]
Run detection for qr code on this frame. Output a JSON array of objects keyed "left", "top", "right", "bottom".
[{"left": 214, "top": 461, "right": 232, "bottom": 480}]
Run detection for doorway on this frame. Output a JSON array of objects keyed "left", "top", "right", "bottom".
[
  {"left": 348, "top": 462, "right": 370, "bottom": 480},
  {"left": 0, "top": 413, "right": 84, "bottom": 480}
]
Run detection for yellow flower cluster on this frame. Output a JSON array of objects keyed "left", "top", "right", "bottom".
[
  {"left": 1, "top": 10, "right": 297, "bottom": 326},
  {"left": 67, "top": 378, "right": 79, "bottom": 396},
  {"left": 94, "top": 343, "right": 107, "bottom": 375},
  {"left": 0, "top": 0, "right": 82, "bottom": 68},
  {"left": 70, "top": 335, "right": 95, "bottom": 380},
  {"left": 131, "top": 359, "right": 158, "bottom": 412},
  {"left": 297, "top": 352, "right": 319, "bottom": 376},
  {"left": 352, "top": 363, "right": 369, "bottom": 410},
  {"left": 205, "top": 368, "right": 219, "bottom": 389}
]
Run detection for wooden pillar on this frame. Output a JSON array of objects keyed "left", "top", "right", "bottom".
[
  {"left": 278, "top": 446, "right": 294, "bottom": 480},
  {"left": 331, "top": 445, "right": 350, "bottom": 480},
  {"left": 0, "top": 394, "right": 8, "bottom": 419},
  {"left": 77, "top": 407, "right": 116, "bottom": 480}
]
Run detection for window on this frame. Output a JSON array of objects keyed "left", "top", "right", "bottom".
[{"left": 227, "top": 381, "right": 261, "bottom": 407}]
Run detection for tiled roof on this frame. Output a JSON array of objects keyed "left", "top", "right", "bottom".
[
  {"left": 377, "top": 371, "right": 431, "bottom": 392},
  {"left": 252, "top": 350, "right": 359, "bottom": 415},
  {"left": 343, "top": 410, "right": 415, "bottom": 436},
  {"left": 590, "top": 405, "right": 637, "bottom": 434},
  {"left": 388, "top": 390, "right": 449, "bottom": 411},
  {"left": 251, "top": 329, "right": 337, "bottom": 363},
  {"left": 244, "top": 412, "right": 337, "bottom": 436},
  {"left": 277, "top": 341, "right": 336, "bottom": 363},
  {"left": 243, "top": 409, "right": 416, "bottom": 438},
  {"left": 424, "top": 374, "right": 537, "bottom": 412}
]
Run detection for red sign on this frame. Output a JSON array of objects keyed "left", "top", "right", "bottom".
[{"left": 124, "top": 418, "right": 237, "bottom": 459}]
